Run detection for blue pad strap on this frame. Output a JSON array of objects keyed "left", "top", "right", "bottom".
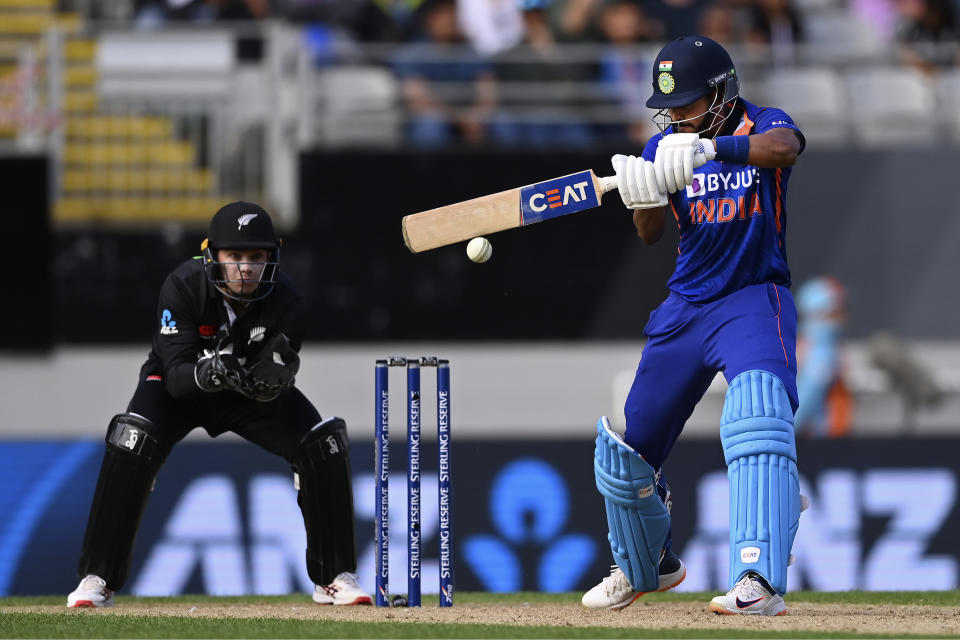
[
  {"left": 721, "top": 370, "right": 801, "bottom": 595},
  {"left": 593, "top": 416, "right": 670, "bottom": 592}
]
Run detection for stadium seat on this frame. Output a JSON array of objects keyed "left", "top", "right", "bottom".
[
  {"left": 738, "top": 80, "right": 768, "bottom": 107},
  {"left": 802, "top": 11, "right": 886, "bottom": 65},
  {"left": 313, "top": 66, "right": 400, "bottom": 147},
  {"left": 934, "top": 69, "right": 960, "bottom": 142},
  {"left": 96, "top": 31, "right": 235, "bottom": 99},
  {"left": 763, "top": 68, "right": 848, "bottom": 148},
  {"left": 845, "top": 67, "right": 935, "bottom": 147}
]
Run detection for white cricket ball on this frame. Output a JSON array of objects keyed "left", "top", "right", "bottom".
[{"left": 466, "top": 237, "right": 493, "bottom": 263}]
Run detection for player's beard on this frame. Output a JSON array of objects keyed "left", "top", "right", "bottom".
[
  {"left": 698, "top": 93, "right": 737, "bottom": 138},
  {"left": 681, "top": 90, "right": 735, "bottom": 138}
]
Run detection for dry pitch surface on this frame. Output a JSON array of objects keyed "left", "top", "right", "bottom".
[{"left": 9, "top": 600, "right": 960, "bottom": 636}]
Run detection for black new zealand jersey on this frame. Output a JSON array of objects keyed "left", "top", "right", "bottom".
[{"left": 140, "top": 257, "right": 305, "bottom": 398}]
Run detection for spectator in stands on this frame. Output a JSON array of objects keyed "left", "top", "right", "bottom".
[
  {"left": 342, "top": 0, "right": 428, "bottom": 41},
  {"left": 696, "top": 2, "right": 741, "bottom": 46},
  {"left": 134, "top": 0, "right": 269, "bottom": 27},
  {"left": 794, "top": 276, "right": 853, "bottom": 438},
  {"left": 392, "top": 0, "right": 497, "bottom": 146},
  {"left": 458, "top": 0, "right": 526, "bottom": 56},
  {"left": 489, "top": 0, "right": 596, "bottom": 147},
  {"left": 851, "top": 0, "right": 898, "bottom": 42},
  {"left": 134, "top": 0, "right": 216, "bottom": 26},
  {"left": 595, "top": 0, "right": 663, "bottom": 143},
  {"left": 895, "top": 0, "right": 959, "bottom": 72},
  {"left": 556, "top": 0, "right": 605, "bottom": 40},
  {"left": 744, "top": 0, "right": 804, "bottom": 66},
  {"left": 644, "top": 0, "right": 712, "bottom": 39},
  {"left": 220, "top": 0, "right": 271, "bottom": 19}
]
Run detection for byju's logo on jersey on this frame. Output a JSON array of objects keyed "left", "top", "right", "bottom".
[
  {"left": 686, "top": 168, "right": 759, "bottom": 198},
  {"left": 520, "top": 171, "right": 599, "bottom": 225},
  {"left": 687, "top": 173, "right": 706, "bottom": 198},
  {"left": 160, "top": 309, "right": 178, "bottom": 335}
]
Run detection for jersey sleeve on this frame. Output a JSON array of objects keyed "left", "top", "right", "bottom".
[
  {"left": 272, "top": 292, "right": 306, "bottom": 353},
  {"left": 754, "top": 107, "right": 806, "bottom": 154},
  {"left": 153, "top": 272, "right": 204, "bottom": 398}
]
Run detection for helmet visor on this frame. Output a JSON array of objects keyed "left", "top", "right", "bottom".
[{"left": 204, "top": 248, "right": 280, "bottom": 302}]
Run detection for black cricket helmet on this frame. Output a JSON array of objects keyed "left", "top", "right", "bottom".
[
  {"left": 201, "top": 201, "right": 282, "bottom": 302},
  {"left": 646, "top": 35, "right": 739, "bottom": 134}
]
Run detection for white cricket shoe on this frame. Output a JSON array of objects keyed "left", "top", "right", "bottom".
[
  {"left": 312, "top": 572, "right": 373, "bottom": 606},
  {"left": 709, "top": 572, "right": 786, "bottom": 616},
  {"left": 67, "top": 574, "right": 114, "bottom": 608},
  {"left": 582, "top": 553, "right": 686, "bottom": 610}
]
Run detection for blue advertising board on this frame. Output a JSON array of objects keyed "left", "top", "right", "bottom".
[{"left": 1, "top": 437, "right": 958, "bottom": 597}]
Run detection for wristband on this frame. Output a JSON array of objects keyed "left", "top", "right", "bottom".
[{"left": 714, "top": 135, "right": 750, "bottom": 164}]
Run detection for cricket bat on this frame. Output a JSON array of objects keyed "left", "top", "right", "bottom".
[{"left": 401, "top": 169, "right": 619, "bottom": 253}]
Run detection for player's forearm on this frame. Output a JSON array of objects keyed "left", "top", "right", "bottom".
[
  {"left": 474, "top": 72, "right": 497, "bottom": 111},
  {"left": 712, "top": 128, "right": 800, "bottom": 168},
  {"left": 403, "top": 77, "right": 443, "bottom": 112},
  {"left": 633, "top": 206, "right": 667, "bottom": 244},
  {"left": 165, "top": 362, "right": 205, "bottom": 399}
]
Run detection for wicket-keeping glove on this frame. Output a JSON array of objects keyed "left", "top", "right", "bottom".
[
  {"left": 245, "top": 334, "right": 300, "bottom": 402},
  {"left": 194, "top": 342, "right": 247, "bottom": 394}
]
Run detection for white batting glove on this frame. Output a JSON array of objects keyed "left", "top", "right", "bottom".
[
  {"left": 653, "top": 133, "right": 717, "bottom": 194},
  {"left": 611, "top": 154, "right": 668, "bottom": 210}
]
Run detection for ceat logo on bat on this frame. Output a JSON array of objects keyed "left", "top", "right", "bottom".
[{"left": 521, "top": 171, "right": 599, "bottom": 224}]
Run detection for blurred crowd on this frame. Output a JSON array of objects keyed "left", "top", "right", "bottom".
[{"left": 89, "top": 0, "right": 960, "bottom": 146}]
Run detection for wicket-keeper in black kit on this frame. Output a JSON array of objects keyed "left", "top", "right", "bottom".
[{"left": 67, "top": 202, "right": 372, "bottom": 608}]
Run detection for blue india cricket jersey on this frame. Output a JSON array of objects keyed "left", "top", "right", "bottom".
[{"left": 642, "top": 99, "right": 804, "bottom": 303}]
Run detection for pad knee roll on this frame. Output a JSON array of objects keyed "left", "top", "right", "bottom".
[
  {"left": 720, "top": 370, "right": 801, "bottom": 595},
  {"left": 294, "top": 417, "right": 358, "bottom": 585},
  {"left": 106, "top": 412, "right": 164, "bottom": 461},
  {"left": 594, "top": 417, "right": 670, "bottom": 592}
]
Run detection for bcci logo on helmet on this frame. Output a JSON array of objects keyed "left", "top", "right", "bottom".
[{"left": 658, "top": 73, "right": 676, "bottom": 94}]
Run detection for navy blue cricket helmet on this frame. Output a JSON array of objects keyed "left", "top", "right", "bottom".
[{"left": 646, "top": 36, "right": 739, "bottom": 109}]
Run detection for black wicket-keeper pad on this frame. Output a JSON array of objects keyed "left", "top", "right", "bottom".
[
  {"left": 78, "top": 414, "right": 171, "bottom": 590},
  {"left": 294, "top": 417, "right": 359, "bottom": 585}
]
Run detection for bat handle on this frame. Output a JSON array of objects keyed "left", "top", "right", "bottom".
[{"left": 597, "top": 175, "right": 619, "bottom": 195}]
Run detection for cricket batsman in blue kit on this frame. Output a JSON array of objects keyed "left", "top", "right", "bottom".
[{"left": 583, "top": 35, "right": 808, "bottom": 616}]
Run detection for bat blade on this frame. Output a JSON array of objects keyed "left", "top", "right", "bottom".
[{"left": 401, "top": 169, "right": 617, "bottom": 253}]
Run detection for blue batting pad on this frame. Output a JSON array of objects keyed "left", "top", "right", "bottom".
[
  {"left": 593, "top": 416, "right": 670, "bottom": 592},
  {"left": 720, "top": 370, "right": 801, "bottom": 595}
]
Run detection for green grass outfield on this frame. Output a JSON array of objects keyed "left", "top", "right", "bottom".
[{"left": 2, "top": 591, "right": 959, "bottom": 639}]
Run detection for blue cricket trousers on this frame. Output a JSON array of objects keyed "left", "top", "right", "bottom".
[{"left": 624, "top": 282, "right": 799, "bottom": 469}]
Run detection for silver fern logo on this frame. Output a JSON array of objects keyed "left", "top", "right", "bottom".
[
  {"left": 237, "top": 213, "right": 258, "bottom": 230},
  {"left": 249, "top": 326, "right": 266, "bottom": 344}
]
